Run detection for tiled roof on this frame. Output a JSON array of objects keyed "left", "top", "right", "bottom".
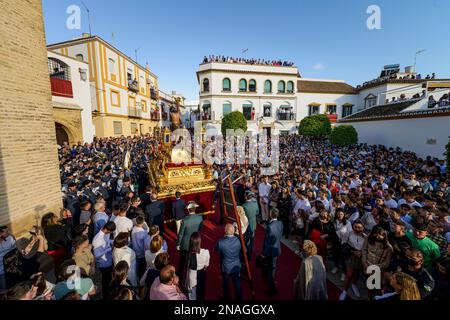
[{"left": 297, "top": 80, "right": 356, "bottom": 94}]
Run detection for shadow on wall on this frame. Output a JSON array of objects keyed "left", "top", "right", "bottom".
[{"left": 0, "top": 141, "right": 49, "bottom": 235}]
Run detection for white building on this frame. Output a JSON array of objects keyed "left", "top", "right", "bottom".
[
  {"left": 48, "top": 50, "right": 95, "bottom": 144},
  {"left": 48, "top": 35, "right": 160, "bottom": 138},
  {"left": 197, "top": 60, "right": 358, "bottom": 135},
  {"left": 182, "top": 100, "right": 199, "bottom": 129},
  {"left": 339, "top": 79, "right": 450, "bottom": 159},
  {"left": 197, "top": 61, "right": 299, "bottom": 136}
]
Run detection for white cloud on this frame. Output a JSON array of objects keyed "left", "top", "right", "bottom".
[{"left": 312, "top": 63, "right": 324, "bottom": 70}]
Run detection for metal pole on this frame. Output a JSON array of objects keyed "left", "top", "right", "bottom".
[{"left": 81, "top": 1, "right": 92, "bottom": 36}]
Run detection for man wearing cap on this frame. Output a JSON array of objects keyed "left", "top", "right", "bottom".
[
  {"left": 242, "top": 191, "right": 258, "bottom": 259},
  {"left": 406, "top": 221, "right": 441, "bottom": 270},
  {"left": 176, "top": 201, "right": 203, "bottom": 276}
]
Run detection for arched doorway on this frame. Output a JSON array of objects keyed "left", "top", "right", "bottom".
[{"left": 55, "top": 122, "right": 69, "bottom": 146}]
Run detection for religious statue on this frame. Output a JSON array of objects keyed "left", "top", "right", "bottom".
[
  {"left": 147, "top": 149, "right": 170, "bottom": 187},
  {"left": 170, "top": 97, "right": 182, "bottom": 130}
]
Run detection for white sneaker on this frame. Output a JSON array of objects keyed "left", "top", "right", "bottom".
[
  {"left": 340, "top": 273, "right": 346, "bottom": 282},
  {"left": 351, "top": 284, "right": 361, "bottom": 298},
  {"left": 339, "top": 291, "right": 347, "bottom": 301},
  {"left": 331, "top": 267, "right": 338, "bottom": 274}
]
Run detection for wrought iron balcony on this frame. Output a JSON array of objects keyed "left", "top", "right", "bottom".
[
  {"left": 128, "top": 107, "right": 142, "bottom": 118},
  {"left": 50, "top": 77, "right": 73, "bottom": 98},
  {"left": 128, "top": 79, "right": 139, "bottom": 93}
]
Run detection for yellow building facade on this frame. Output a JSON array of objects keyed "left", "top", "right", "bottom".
[{"left": 47, "top": 35, "right": 161, "bottom": 138}]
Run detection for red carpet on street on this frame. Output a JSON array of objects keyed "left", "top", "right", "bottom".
[{"left": 164, "top": 213, "right": 341, "bottom": 300}]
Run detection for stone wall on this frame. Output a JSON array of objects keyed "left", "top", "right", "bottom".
[{"left": 0, "top": 0, "right": 62, "bottom": 235}]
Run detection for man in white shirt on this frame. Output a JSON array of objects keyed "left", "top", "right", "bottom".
[
  {"left": 349, "top": 174, "right": 362, "bottom": 190},
  {"left": 113, "top": 202, "right": 133, "bottom": 239},
  {"left": 402, "top": 173, "right": 420, "bottom": 190},
  {"left": 93, "top": 202, "right": 109, "bottom": 235},
  {"left": 131, "top": 215, "right": 149, "bottom": 279},
  {"left": 372, "top": 176, "right": 389, "bottom": 190},
  {"left": 258, "top": 176, "right": 271, "bottom": 222},
  {"left": 0, "top": 226, "right": 15, "bottom": 290},
  {"left": 383, "top": 189, "right": 398, "bottom": 209},
  {"left": 398, "top": 191, "right": 422, "bottom": 208},
  {"left": 317, "top": 191, "right": 330, "bottom": 211},
  {"left": 293, "top": 191, "right": 311, "bottom": 214},
  {"left": 92, "top": 221, "right": 116, "bottom": 295}
]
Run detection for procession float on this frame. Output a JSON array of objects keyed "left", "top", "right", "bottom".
[{"left": 148, "top": 127, "right": 216, "bottom": 223}]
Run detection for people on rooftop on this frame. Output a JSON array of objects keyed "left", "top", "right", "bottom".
[{"left": 202, "top": 55, "right": 294, "bottom": 67}]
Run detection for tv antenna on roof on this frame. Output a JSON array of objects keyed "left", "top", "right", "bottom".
[
  {"left": 135, "top": 47, "right": 140, "bottom": 64},
  {"left": 80, "top": 1, "right": 92, "bottom": 36},
  {"left": 414, "top": 49, "right": 426, "bottom": 72}
]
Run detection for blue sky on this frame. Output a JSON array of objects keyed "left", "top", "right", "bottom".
[{"left": 42, "top": 0, "right": 450, "bottom": 101}]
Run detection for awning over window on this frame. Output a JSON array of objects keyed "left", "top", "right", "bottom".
[{"left": 308, "top": 102, "right": 321, "bottom": 107}]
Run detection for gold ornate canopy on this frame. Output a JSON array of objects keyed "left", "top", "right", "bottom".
[{"left": 148, "top": 145, "right": 215, "bottom": 198}]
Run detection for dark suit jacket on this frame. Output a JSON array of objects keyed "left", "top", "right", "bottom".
[
  {"left": 145, "top": 200, "right": 165, "bottom": 225},
  {"left": 176, "top": 214, "right": 203, "bottom": 251},
  {"left": 139, "top": 193, "right": 152, "bottom": 209},
  {"left": 215, "top": 235, "right": 242, "bottom": 274},
  {"left": 172, "top": 198, "right": 186, "bottom": 221},
  {"left": 263, "top": 219, "right": 283, "bottom": 258}
]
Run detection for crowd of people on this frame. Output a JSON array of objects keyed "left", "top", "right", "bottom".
[
  {"left": 202, "top": 55, "right": 295, "bottom": 67},
  {"left": 356, "top": 72, "right": 436, "bottom": 89},
  {"left": 0, "top": 134, "right": 449, "bottom": 301},
  {"left": 428, "top": 92, "right": 450, "bottom": 108}
]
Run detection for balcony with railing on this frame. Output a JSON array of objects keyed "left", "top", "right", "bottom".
[
  {"left": 277, "top": 112, "right": 295, "bottom": 121},
  {"left": 48, "top": 57, "right": 74, "bottom": 98},
  {"left": 128, "top": 79, "right": 139, "bottom": 93},
  {"left": 150, "top": 88, "right": 158, "bottom": 100},
  {"left": 326, "top": 113, "right": 338, "bottom": 123},
  {"left": 50, "top": 77, "right": 73, "bottom": 98},
  {"left": 151, "top": 110, "right": 161, "bottom": 120},
  {"left": 128, "top": 107, "right": 143, "bottom": 118}
]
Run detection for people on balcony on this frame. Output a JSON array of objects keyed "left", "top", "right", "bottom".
[
  {"left": 202, "top": 55, "right": 294, "bottom": 67},
  {"left": 428, "top": 95, "right": 437, "bottom": 108}
]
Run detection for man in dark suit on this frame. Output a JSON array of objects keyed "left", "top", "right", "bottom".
[
  {"left": 215, "top": 224, "right": 243, "bottom": 300},
  {"left": 172, "top": 191, "right": 186, "bottom": 235},
  {"left": 140, "top": 185, "right": 153, "bottom": 209},
  {"left": 262, "top": 208, "right": 283, "bottom": 296},
  {"left": 176, "top": 201, "right": 203, "bottom": 277},
  {"left": 145, "top": 193, "right": 165, "bottom": 236}
]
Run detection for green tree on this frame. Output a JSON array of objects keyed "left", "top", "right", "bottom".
[
  {"left": 298, "top": 114, "right": 332, "bottom": 136},
  {"left": 221, "top": 111, "right": 248, "bottom": 136},
  {"left": 330, "top": 125, "right": 358, "bottom": 146}
]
